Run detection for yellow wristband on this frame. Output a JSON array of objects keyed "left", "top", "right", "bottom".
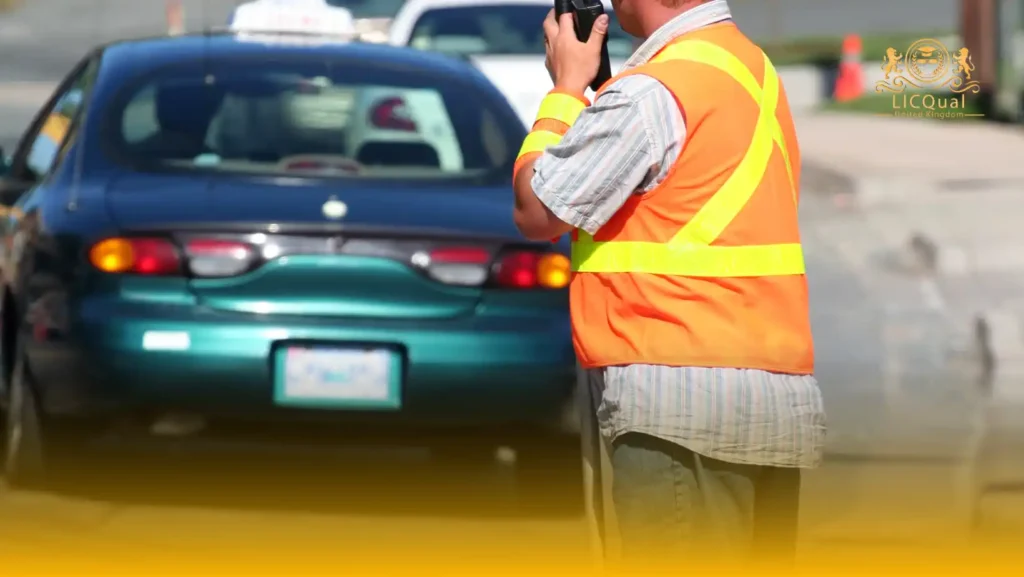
[
  {"left": 534, "top": 92, "right": 587, "bottom": 127},
  {"left": 516, "top": 130, "right": 564, "bottom": 161}
]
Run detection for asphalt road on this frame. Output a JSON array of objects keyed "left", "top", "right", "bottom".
[{"left": 1, "top": 0, "right": 1022, "bottom": 570}]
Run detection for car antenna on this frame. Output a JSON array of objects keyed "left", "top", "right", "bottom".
[
  {"left": 201, "top": 0, "right": 217, "bottom": 204},
  {"left": 67, "top": 0, "right": 105, "bottom": 212},
  {"left": 203, "top": 0, "right": 214, "bottom": 94}
]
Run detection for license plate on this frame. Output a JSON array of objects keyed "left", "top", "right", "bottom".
[{"left": 273, "top": 346, "right": 401, "bottom": 409}]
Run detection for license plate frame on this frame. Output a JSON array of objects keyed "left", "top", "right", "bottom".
[{"left": 272, "top": 344, "right": 402, "bottom": 410}]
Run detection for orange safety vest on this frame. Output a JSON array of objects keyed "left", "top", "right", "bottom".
[{"left": 570, "top": 22, "right": 814, "bottom": 375}]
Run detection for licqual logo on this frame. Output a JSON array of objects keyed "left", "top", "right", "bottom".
[{"left": 875, "top": 38, "right": 982, "bottom": 118}]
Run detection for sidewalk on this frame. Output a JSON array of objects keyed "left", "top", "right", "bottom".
[
  {"left": 797, "top": 112, "right": 1024, "bottom": 313},
  {"left": 797, "top": 114, "right": 1024, "bottom": 312},
  {"left": 798, "top": 112, "right": 1024, "bottom": 532},
  {"left": 798, "top": 113, "right": 1024, "bottom": 188}
]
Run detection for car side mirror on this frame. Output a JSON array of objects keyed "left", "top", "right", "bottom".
[{"left": 0, "top": 182, "right": 31, "bottom": 211}]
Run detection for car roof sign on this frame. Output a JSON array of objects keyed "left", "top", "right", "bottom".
[{"left": 229, "top": 0, "right": 357, "bottom": 41}]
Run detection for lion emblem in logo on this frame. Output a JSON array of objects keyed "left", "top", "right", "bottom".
[
  {"left": 876, "top": 39, "right": 981, "bottom": 95},
  {"left": 952, "top": 47, "right": 975, "bottom": 80},
  {"left": 881, "top": 47, "right": 904, "bottom": 79}
]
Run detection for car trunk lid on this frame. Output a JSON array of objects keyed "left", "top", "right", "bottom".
[{"left": 104, "top": 175, "right": 523, "bottom": 320}]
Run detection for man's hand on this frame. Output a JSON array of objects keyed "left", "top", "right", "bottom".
[{"left": 543, "top": 9, "right": 609, "bottom": 95}]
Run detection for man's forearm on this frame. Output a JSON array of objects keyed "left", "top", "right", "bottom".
[
  {"left": 512, "top": 156, "right": 571, "bottom": 241},
  {"left": 513, "top": 157, "right": 537, "bottom": 214},
  {"left": 511, "top": 90, "right": 589, "bottom": 240}
]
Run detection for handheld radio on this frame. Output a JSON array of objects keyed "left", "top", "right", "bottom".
[{"left": 554, "top": 0, "right": 612, "bottom": 91}]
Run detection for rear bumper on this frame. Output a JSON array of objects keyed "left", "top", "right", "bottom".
[{"left": 29, "top": 299, "right": 576, "bottom": 431}]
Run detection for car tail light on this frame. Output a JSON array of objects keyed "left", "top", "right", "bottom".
[
  {"left": 414, "top": 246, "right": 570, "bottom": 289},
  {"left": 88, "top": 237, "right": 258, "bottom": 278},
  {"left": 494, "top": 250, "right": 570, "bottom": 289},
  {"left": 284, "top": 160, "right": 325, "bottom": 170},
  {"left": 183, "top": 239, "right": 257, "bottom": 278},
  {"left": 370, "top": 97, "right": 416, "bottom": 131},
  {"left": 88, "top": 237, "right": 181, "bottom": 275}
]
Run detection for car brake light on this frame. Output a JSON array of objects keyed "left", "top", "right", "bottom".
[
  {"left": 88, "top": 237, "right": 181, "bottom": 275},
  {"left": 494, "top": 250, "right": 570, "bottom": 289},
  {"left": 415, "top": 246, "right": 570, "bottom": 289},
  {"left": 370, "top": 97, "right": 417, "bottom": 131},
  {"left": 184, "top": 239, "right": 257, "bottom": 278},
  {"left": 285, "top": 160, "right": 324, "bottom": 170}
]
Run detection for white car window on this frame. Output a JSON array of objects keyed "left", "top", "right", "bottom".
[{"left": 407, "top": 4, "right": 634, "bottom": 58}]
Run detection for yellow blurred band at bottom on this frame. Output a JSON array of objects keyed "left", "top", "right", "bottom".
[{"left": 3, "top": 538, "right": 1024, "bottom": 575}]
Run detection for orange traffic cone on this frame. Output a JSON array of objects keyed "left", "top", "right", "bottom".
[
  {"left": 166, "top": 0, "right": 185, "bottom": 35},
  {"left": 833, "top": 34, "right": 864, "bottom": 102}
]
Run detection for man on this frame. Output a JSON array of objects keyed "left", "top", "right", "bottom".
[{"left": 511, "top": 0, "right": 826, "bottom": 568}]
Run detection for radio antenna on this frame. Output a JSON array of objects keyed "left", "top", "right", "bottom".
[{"left": 67, "top": 0, "right": 105, "bottom": 211}]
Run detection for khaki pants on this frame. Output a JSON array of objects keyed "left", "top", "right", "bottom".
[
  {"left": 577, "top": 366, "right": 619, "bottom": 571},
  {"left": 576, "top": 369, "right": 802, "bottom": 571}
]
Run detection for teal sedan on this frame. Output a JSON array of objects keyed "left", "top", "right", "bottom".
[{"left": 0, "top": 31, "right": 579, "bottom": 494}]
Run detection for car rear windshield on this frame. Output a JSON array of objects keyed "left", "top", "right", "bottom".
[
  {"left": 407, "top": 4, "right": 635, "bottom": 59},
  {"left": 104, "top": 56, "right": 521, "bottom": 182}
]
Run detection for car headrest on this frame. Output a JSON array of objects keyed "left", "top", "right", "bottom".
[
  {"left": 356, "top": 141, "right": 440, "bottom": 169},
  {"left": 154, "top": 83, "right": 225, "bottom": 131}
]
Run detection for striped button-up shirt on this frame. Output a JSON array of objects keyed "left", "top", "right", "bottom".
[{"left": 531, "top": 0, "right": 826, "bottom": 468}]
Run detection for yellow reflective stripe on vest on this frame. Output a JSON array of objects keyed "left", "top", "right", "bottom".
[
  {"left": 535, "top": 93, "right": 586, "bottom": 127},
  {"left": 653, "top": 41, "right": 795, "bottom": 210},
  {"left": 572, "top": 40, "right": 805, "bottom": 278},
  {"left": 571, "top": 240, "right": 804, "bottom": 277},
  {"left": 658, "top": 45, "right": 782, "bottom": 246},
  {"left": 517, "top": 129, "right": 563, "bottom": 159}
]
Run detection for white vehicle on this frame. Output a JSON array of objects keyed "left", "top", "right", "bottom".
[
  {"left": 322, "top": 0, "right": 409, "bottom": 42},
  {"left": 345, "top": 86, "right": 465, "bottom": 172},
  {"left": 388, "top": 0, "right": 634, "bottom": 127},
  {"left": 228, "top": 0, "right": 463, "bottom": 171}
]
